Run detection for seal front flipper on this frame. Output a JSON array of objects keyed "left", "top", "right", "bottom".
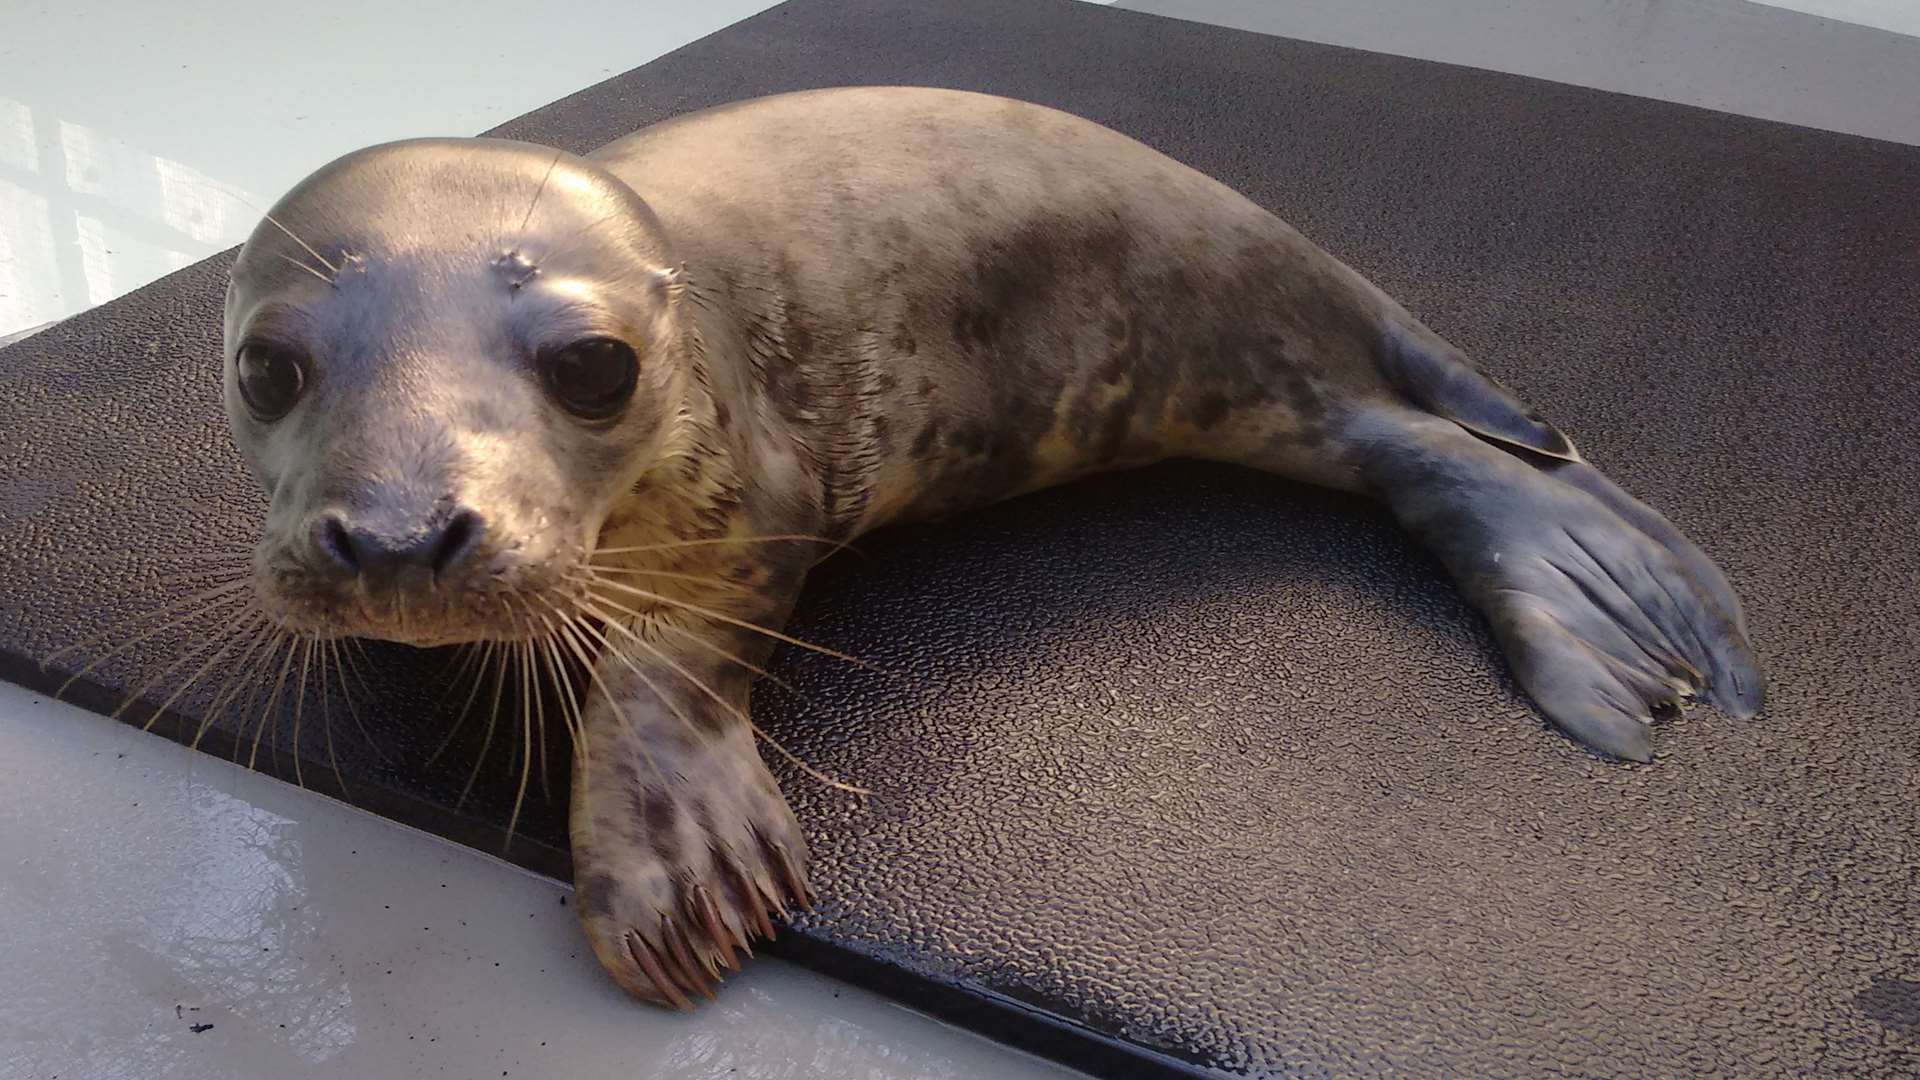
[
  {"left": 1347, "top": 405, "right": 1763, "bottom": 761},
  {"left": 570, "top": 628, "right": 811, "bottom": 1008}
]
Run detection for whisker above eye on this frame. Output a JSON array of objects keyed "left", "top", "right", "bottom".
[
  {"left": 517, "top": 149, "right": 566, "bottom": 240},
  {"left": 275, "top": 252, "right": 334, "bottom": 286},
  {"left": 259, "top": 210, "right": 340, "bottom": 279}
]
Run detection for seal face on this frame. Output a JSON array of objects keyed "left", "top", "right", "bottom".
[
  {"left": 224, "top": 139, "right": 693, "bottom": 646},
  {"left": 223, "top": 87, "right": 1763, "bottom": 1007}
]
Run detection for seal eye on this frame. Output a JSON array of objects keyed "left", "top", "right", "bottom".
[
  {"left": 235, "top": 342, "right": 307, "bottom": 422},
  {"left": 541, "top": 337, "right": 639, "bottom": 420}
]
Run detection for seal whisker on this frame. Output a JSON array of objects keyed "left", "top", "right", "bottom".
[
  {"left": 98, "top": 611, "right": 243, "bottom": 727},
  {"left": 569, "top": 571, "right": 870, "bottom": 669},
  {"left": 114, "top": 563, "right": 253, "bottom": 592},
  {"left": 329, "top": 639, "right": 395, "bottom": 767},
  {"left": 652, "top": 619, "right": 809, "bottom": 702},
  {"left": 537, "top": 589, "right": 662, "bottom": 778},
  {"left": 456, "top": 635, "right": 512, "bottom": 811},
  {"left": 190, "top": 614, "right": 281, "bottom": 752},
  {"left": 117, "top": 605, "right": 266, "bottom": 736},
  {"left": 45, "top": 578, "right": 252, "bottom": 678},
  {"left": 51, "top": 552, "right": 249, "bottom": 598},
  {"left": 434, "top": 639, "right": 485, "bottom": 693},
  {"left": 246, "top": 635, "right": 302, "bottom": 773},
  {"left": 587, "top": 534, "right": 860, "bottom": 558},
  {"left": 569, "top": 576, "right": 816, "bottom": 705},
  {"left": 576, "top": 597, "right": 870, "bottom": 797},
  {"left": 290, "top": 637, "right": 316, "bottom": 790},
  {"left": 533, "top": 609, "right": 588, "bottom": 752},
  {"left": 517, "top": 612, "right": 556, "bottom": 805},
  {"left": 320, "top": 638, "right": 350, "bottom": 797},
  {"left": 86, "top": 550, "right": 255, "bottom": 564},
  {"left": 524, "top": 209, "right": 627, "bottom": 269},
  {"left": 135, "top": 607, "right": 268, "bottom": 731},
  {"left": 545, "top": 618, "right": 595, "bottom": 760},
  {"left": 428, "top": 639, "right": 499, "bottom": 768},
  {"left": 516, "top": 149, "right": 566, "bottom": 242},
  {"left": 257, "top": 210, "right": 340, "bottom": 279},
  {"left": 274, "top": 252, "right": 334, "bottom": 286},
  {"left": 189, "top": 171, "right": 337, "bottom": 281},
  {"left": 522, "top": 636, "right": 551, "bottom": 804},
  {"left": 505, "top": 639, "right": 538, "bottom": 846},
  {"left": 547, "top": 609, "right": 674, "bottom": 788},
  {"left": 212, "top": 630, "right": 288, "bottom": 759},
  {"left": 564, "top": 602, "right": 706, "bottom": 742}
]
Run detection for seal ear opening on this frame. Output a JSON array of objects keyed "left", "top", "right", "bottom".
[{"left": 1378, "top": 323, "right": 1582, "bottom": 463}]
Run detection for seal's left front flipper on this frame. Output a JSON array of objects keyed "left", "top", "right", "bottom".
[{"left": 1347, "top": 406, "right": 1763, "bottom": 761}]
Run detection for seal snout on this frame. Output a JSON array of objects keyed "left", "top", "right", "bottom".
[{"left": 311, "top": 504, "right": 485, "bottom": 585}]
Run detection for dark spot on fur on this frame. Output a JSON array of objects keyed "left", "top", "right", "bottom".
[
  {"left": 1193, "top": 392, "right": 1232, "bottom": 429},
  {"left": 1094, "top": 405, "right": 1131, "bottom": 462},
  {"left": 577, "top": 871, "right": 619, "bottom": 915},
  {"left": 951, "top": 423, "right": 990, "bottom": 456},
  {"left": 642, "top": 791, "right": 678, "bottom": 835},
  {"left": 911, "top": 422, "right": 941, "bottom": 459},
  {"left": 1284, "top": 370, "right": 1327, "bottom": 425},
  {"left": 950, "top": 212, "right": 1133, "bottom": 360},
  {"left": 1163, "top": 265, "right": 1200, "bottom": 303},
  {"left": 639, "top": 792, "right": 681, "bottom": 864},
  {"left": 713, "top": 400, "right": 731, "bottom": 429},
  {"left": 613, "top": 761, "right": 641, "bottom": 789}
]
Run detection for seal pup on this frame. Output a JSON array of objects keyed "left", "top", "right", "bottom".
[{"left": 220, "top": 86, "right": 1763, "bottom": 1006}]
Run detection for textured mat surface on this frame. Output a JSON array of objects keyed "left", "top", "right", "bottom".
[{"left": 3, "top": 0, "right": 1918, "bottom": 1076}]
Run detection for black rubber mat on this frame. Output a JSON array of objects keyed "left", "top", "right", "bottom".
[{"left": 3, "top": 0, "right": 1917, "bottom": 1075}]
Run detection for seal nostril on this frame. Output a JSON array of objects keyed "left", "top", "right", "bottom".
[
  {"left": 431, "top": 509, "right": 483, "bottom": 577},
  {"left": 316, "top": 514, "right": 359, "bottom": 573}
]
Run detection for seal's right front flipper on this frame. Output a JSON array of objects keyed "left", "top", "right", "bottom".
[{"left": 1348, "top": 408, "right": 1763, "bottom": 761}]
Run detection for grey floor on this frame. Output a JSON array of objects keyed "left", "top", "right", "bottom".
[{"left": 1119, "top": 0, "right": 1919, "bottom": 145}]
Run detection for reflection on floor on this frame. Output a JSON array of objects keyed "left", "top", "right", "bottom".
[{"left": 0, "top": 682, "right": 1080, "bottom": 1080}]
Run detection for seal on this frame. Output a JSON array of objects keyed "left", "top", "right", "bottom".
[{"left": 221, "top": 86, "right": 1764, "bottom": 1007}]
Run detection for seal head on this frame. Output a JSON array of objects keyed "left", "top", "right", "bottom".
[{"left": 223, "top": 138, "right": 689, "bottom": 645}]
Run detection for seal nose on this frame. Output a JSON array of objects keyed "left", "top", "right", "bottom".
[{"left": 313, "top": 507, "right": 484, "bottom": 582}]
